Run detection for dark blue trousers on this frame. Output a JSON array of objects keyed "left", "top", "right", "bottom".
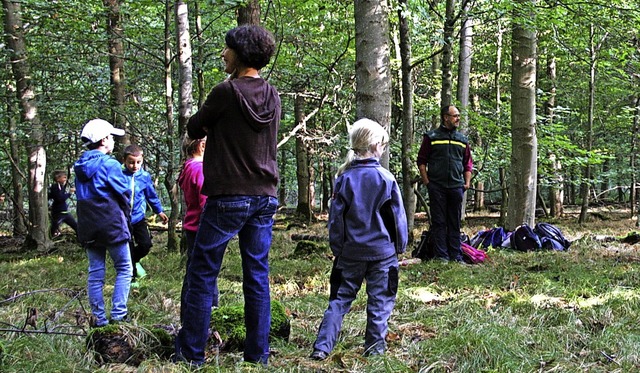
[{"left": 428, "top": 183, "right": 464, "bottom": 261}]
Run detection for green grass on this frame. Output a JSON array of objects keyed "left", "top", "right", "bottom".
[{"left": 1, "top": 214, "right": 640, "bottom": 372}]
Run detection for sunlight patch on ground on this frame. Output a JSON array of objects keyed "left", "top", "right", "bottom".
[
  {"left": 528, "top": 287, "right": 640, "bottom": 309},
  {"left": 404, "top": 287, "right": 445, "bottom": 304}
]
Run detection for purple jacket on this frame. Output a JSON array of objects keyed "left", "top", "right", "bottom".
[{"left": 329, "top": 158, "right": 408, "bottom": 261}]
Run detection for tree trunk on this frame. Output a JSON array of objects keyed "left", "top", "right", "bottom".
[
  {"left": 579, "top": 26, "right": 607, "bottom": 224},
  {"left": 237, "top": 0, "right": 260, "bottom": 25},
  {"left": 162, "top": 0, "right": 178, "bottom": 252},
  {"left": 294, "top": 95, "right": 312, "bottom": 223},
  {"left": 354, "top": 0, "right": 392, "bottom": 169},
  {"left": 544, "top": 55, "right": 563, "bottom": 217},
  {"left": 103, "top": 0, "right": 130, "bottom": 145},
  {"left": 440, "top": 0, "right": 455, "bottom": 107},
  {"left": 194, "top": 1, "right": 206, "bottom": 108},
  {"left": 507, "top": 1, "right": 538, "bottom": 230},
  {"left": 172, "top": 0, "right": 193, "bottom": 251},
  {"left": 457, "top": 2, "right": 473, "bottom": 222},
  {"left": 3, "top": 0, "right": 50, "bottom": 251},
  {"left": 631, "top": 96, "right": 639, "bottom": 220},
  {"left": 4, "top": 77, "right": 27, "bottom": 236},
  {"left": 397, "top": 0, "right": 416, "bottom": 241}
]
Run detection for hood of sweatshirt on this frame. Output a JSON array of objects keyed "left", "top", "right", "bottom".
[
  {"left": 229, "top": 78, "right": 280, "bottom": 132},
  {"left": 74, "top": 150, "right": 111, "bottom": 182}
]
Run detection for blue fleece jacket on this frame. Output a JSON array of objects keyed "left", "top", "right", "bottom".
[
  {"left": 122, "top": 168, "right": 164, "bottom": 225},
  {"left": 74, "top": 150, "right": 131, "bottom": 247},
  {"left": 328, "top": 158, "right": 408, "bottom": 261}
]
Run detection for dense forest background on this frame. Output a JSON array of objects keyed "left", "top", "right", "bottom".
[{"left": 1, "top": 0, "right": 639, "bottom": 251}]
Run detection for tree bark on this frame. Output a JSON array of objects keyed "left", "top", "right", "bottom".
[
  {"left": 237, "top": 0, "right": 260, "bottom": 25},
  {"left": 440, "top": 0, "right": 455, "bottom": 107},
  {"left": 354, "top": 0, "right": 392, "bottom": 169},
  {"left": 4, "top": 77, "right": 27, "bottom": 236},
  {"left": 294, "top": 95, "right": 312, "bottom": 223},
  {"left": 544, "top": 54, "right": 564, "bottom": 218},
  {"left": 397, "top": 0, "right": 416, "bottom": 241},
  {"left": 457, "top": 2, "right": 473, "bottom": 222},
  {"left": 507, "top": 0, "right": 538, "bottom": 230},
  {"left": 3, "top": 0, "right": 50, "bottom": 251},
  {"left": 162, "top": 0, "right": 178, "bottom": 252},
  {"left": 103, "top": 0, "right": 130, "bottom": 145},
  {"left": 579, "top": 26, "right": 607, "bottom": 224},
  {"left": 631, "top": 96, "right": 639, "bottom": 221},
  {"left": 194, "top": 1, "right": 206, "bottom": 108}
]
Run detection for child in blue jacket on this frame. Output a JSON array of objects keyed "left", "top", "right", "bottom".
[
  {"left": 311, "top": 118, "right": 408, "bottom": 360},
  {"left": 122, "top": 144, "right": 168, "bottom": 283},
  {"left": 74, "top": 119, "right": 132, "bottom": 326}
]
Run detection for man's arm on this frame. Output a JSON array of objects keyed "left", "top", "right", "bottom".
[{"left": 418, "top": 164, "right": 429, "bottom": 186}]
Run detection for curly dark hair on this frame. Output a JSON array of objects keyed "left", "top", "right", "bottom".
[{"left": 225, "top": 25, "right": 275, "bottom": 70}]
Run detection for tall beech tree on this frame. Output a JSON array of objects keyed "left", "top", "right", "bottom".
[
  {"left": 354, "top": 0, "right": 392, "bottom": 168},
  {"left": 397, "top": 0, "right": 416, "bottom": 238},
  {"left": 103, "top": 0, "right": 130, "bottom": 144},
  {"left": 3, "top": 0, "right": 50, "bottom": 251},
  {"left": 507, "top": 0, "right": 538, "bottom": 229}
]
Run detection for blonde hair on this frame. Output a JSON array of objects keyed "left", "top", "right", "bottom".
[{"left": 336, "top": 118, "right": 389, "bottom": 177}]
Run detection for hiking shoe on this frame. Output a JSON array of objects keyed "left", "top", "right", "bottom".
[
  {"left": 136, "top": 263, "right": 147, "bottom": 278},
  {"left": 310, "top": 350, "right": 328, "bottom": 361},
  {"left": 109, "top": 315, "right": 131, "bottom": 324}
]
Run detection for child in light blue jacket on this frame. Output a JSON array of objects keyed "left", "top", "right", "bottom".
[
  {"left": 311, "top": 118, "right": 408, "bottom": 360},
  {"left": 122, "top": 144, "right": 168, "bottom": 283}
]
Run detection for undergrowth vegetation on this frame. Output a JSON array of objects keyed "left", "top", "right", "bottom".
[{"left": 1, "top": 209, "right": 640, "bottom": 372}]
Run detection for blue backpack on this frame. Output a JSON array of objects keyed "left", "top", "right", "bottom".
[
  {"left": 534, "top": 223, "right": 571, "bottom": 251},
  {"left": 471, "top": 227, "right": 507, "bottom": 249},
  {"left": 510, "top": 224, "right": 541, "bottom": 252}
]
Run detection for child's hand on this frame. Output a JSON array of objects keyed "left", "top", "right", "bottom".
[{"left": 158, "top": 212, "right": 169, "bottom": 224}]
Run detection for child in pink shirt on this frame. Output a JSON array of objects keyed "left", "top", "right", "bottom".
[{"left": 178, "top": 136, "right": 218, "bottom": 322}]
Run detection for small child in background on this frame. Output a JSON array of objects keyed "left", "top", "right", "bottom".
[
  {"left": 177, "top": 136, "right": 218, "bottom": 323},
  {"left": 48, "top": 170, "right": 78, "bottom": 237},
  {"left": 310, "top": 118, "right": 408, "bottom": 360},
  {"left": 122, "top": 144, "right": 168, "bottom": 285}
]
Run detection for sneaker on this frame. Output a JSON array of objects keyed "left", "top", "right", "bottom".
[
  {"left": 136, "top": 263, "right": 147, "bottom": 279},
  {"left": 109, "top": 314, "right": 131, "bottom": 324},
  {"left": 310, "top": 350, "right": 328, "bottom": 361}
]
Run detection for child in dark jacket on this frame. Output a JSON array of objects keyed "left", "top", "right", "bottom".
[
  {"left": 48, "top": 170, "right": 77, "bottom": 237},
  {"left": 310, "top": 118, "right": 408, "bottom": 360},
  {"left": 121, "top": 144, "right": 168, "bottom": 284},
  {"left": 74, "top": 119, "right": 132, "bottom": 327}
]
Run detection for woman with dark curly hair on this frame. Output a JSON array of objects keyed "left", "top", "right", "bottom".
[{"left": 175, "top": 24, "right": 280, "bottom": 367}]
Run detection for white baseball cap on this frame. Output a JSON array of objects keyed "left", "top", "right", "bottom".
[{"left": 80, "top": 119, "right": 125, "bottom": 146}]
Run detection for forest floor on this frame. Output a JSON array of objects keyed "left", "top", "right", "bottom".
[{"left": 1, "top": 205, "right": 640, "bottom": 372}]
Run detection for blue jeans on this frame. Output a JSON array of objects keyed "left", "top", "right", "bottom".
[
  {"left": 313, "top": 255, "right": 399, "bottom": 355},
  {"left": 176, "top": 195, "right": 278, "bottom": 366},
  {"left": 428, "top": 183, "right": 464, "bottom": 261},
  {"left": 86, "top": 240, "right": 132, "bottom": 326},
  {"left": 180, "top": 229, "right": 218, "bottom": 323}
]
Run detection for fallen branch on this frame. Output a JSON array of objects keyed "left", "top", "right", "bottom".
[
  {"left": 0, "top": 327, "right": 86, "bottom": 337},
  {"left": 0, "top": 288, "right": 81, "bottom": 305}
]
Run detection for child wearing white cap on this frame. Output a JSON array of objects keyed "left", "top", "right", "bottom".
[{"left": 73, "top": 118, "right": 133, "bottom": 326}]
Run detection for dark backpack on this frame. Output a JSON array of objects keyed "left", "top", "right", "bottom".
[
  {"left": 510, "top": 224, "right": 541, "bottom": 252},
  {"left": 534, "top": 222, "right": 571, "bottom": 251},
  {"left": 412, "top": 230, "right": 435, "bottom": 260},
  {"left": 470, "top": 227, "right": 506, "bottom": 249}
]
